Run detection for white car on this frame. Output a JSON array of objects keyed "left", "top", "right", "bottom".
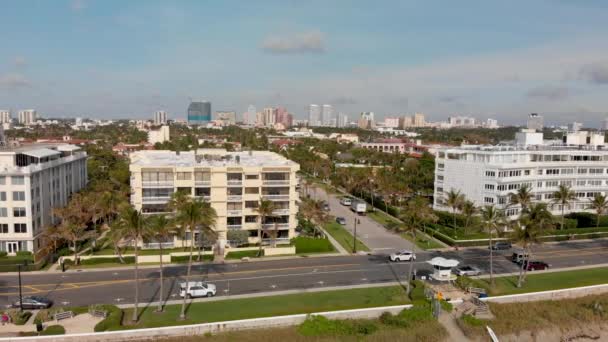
[
  {"left": 340, "top": 197, "right": 352, "bottom": 206},
  {"left": 179, "top": 281, "right": 217, "bottom": 298},
  {"left": 389, "top": 250, "right": 416, "bottom": 262},
  {"left": 454, "top": 265, "right": 482, "bottom": 276}
]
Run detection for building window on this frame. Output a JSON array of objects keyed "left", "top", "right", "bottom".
[
  {"left": 13, "top": 207, "right": 26, "bottom": 217},
  {"left": 245, "top": 187, "right": 259, "bottom": 194},
  {"left": 524, "top": 170, "right": 531, "bottom": 176},
  {"left": 245, "top": 201, "right": 258, "bottom": 209},
  {"left": 245, "top": 174, "right": 259, "bottom": 180},
  {"left": 588, "top": 180, "right": 602, "bottom": 186},
  {"left": 546, "top": 181, "right": 558, "bottom": 187},
  {"left": 437, "top": 175, "right": 444, "bottom": 181},
  {"left": 437, "top": 163, "right": 445, "bottom": 169},
  {"left": 485, "top": 171, "right": 495, "bottom": 177},
  {"left": 484, "top": 197, "right": 494, "bottom": 203},
  {"left": 194, "top": 172, "right": 211, "bottom": 182},
  {"left": 0, "top": 224, "right": 7, "bottom": 233},
  {"left": 0, "top": 176, "right": 5, "bottom": 185},
  {"left": 498, "top": 197, "right": 507, "bottom": 204},
  {"left": 560, "top": 180, "right": 573, "bottom": 187},
  {"left": 578, "top": 168, "right": 588, "bottom": 174},
  {"left": 0, "top": 192, "right": 5, "bottom": 201},
  {"left": 0, "top": 208, "right": 7, "bottom": 217},
  {"left": 497, "top": 184, "right": 506, "bottom": 191},
  {"left": 590, "top": 168, "right": 604, "bottom": 174},
  {"left": 14, "top": 223, "right": 27, "bottom": 233},
  {"left": 227, "top": 202, "right": 242, "bottom": 211},
  {"left": 176, "top": 172, "right": 192, "bottom": 180},
  {"left": 12, "top": 191, "right": 25, "bottom": 201},
  {"left": 577, "top": 180, "right": 586, "bottom": 186},
  {"left": 245, "top": 216, "right": 257, "bottom": 223},
  {"left": 11, "top": 176, "right": 24, "bottom": 185},
  {"left": 561, "top": 169, "right": 574, "bottom": 174},
  {"left": 546, "top": 169, "right": 559, "bottom": 175}
]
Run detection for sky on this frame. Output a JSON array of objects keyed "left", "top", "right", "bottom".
[{"left": 1, "top": 0, "right": 608, "bottom": 125}]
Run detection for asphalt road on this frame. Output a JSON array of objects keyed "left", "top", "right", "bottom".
[{"left": 0, "top": 240, "right": 606, "bottom": 309}]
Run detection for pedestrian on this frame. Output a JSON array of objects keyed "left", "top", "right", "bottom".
[{"left": 1, "top": 312, "right": 8, "bottom": 326}]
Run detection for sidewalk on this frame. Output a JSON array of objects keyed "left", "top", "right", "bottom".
[{"left": 438, "top": 312, "right": 468, "bottom": 342}]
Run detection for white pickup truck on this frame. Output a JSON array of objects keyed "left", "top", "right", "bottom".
[
  {"left": 179, "top": 281, "right": 217, "bottom": 298},
  {"left": 350, "top": 200, "right": 367, "bottom": 215}
]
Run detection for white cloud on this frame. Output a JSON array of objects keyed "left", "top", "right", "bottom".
[
  {"left": 0, "top": 73, "right": 31, "bottom": 89},
  {"left": 261, "top": 31, "right": 325, "bottom": 54}
]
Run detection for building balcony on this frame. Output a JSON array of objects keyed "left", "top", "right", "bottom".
[
  {"left": 227, "top": 195, "right": 243, "bottom": 202},
  {"left": 227, "top": 210, "right": 242, "bottom": 216},
  {"left": 142, "top": 196, "right": 171, "bottom": 204},
  {"left": 227, "top": 180, "right": 243, "bottom": 186},
  {"left": 142, "top": 181, "right": 174, "bottom": 187},
  {"left": 272, "top": 208, "right": 290, "bottom": 215},
  {"left": 195, "top": 180, "right": 211, "bottom": 186},
  {"left": 263, "top": 223, "right": 289, "bottom": 229},
  {"left": 263, "top": 194, "right": 290, "bottom": 201},
  {"left": 194, "top": 195, "right": 211, "bottom": 201},
  {"left": 227, "top": 224, "right": 243, "bottom": 230},
  {"left": 262, "top": 179, "right": 290, "bottom": 186}
]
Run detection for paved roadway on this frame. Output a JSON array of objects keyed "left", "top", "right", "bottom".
[
  {"left": 309, "top": 186, "right": 416, "bottom": 252},
  {"left": 0, "top": 240, "right": 606, "bottom": 308}
]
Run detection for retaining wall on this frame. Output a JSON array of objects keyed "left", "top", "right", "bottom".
[{"left": 481, "top": 283, "right": 608, "bottom": 303}]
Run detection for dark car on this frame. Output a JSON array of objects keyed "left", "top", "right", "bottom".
[
  {"left": 12, "top": 296, "right": 53, "bottom": 310},
  {"left": 523, "top": 261, "right": 550, "bottom": 271},
  {"left": 322, "top": 203, "right": 330, "bottom": 211},
  {"left": 491, "top": 241, "right": 512, "bottom": 250},
  {"left": 336, "top": 217, "right": 347, "bottom": 225}
]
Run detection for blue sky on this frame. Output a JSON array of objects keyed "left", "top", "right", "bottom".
[{"left": 1, "top": 0, "right": 608, "bottom": 125}]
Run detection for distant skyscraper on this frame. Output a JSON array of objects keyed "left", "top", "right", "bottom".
[
  {"left": 384, "top": 117, "right": 400, "bottom": 128},
  {"left": 338, "top": 113, "right": 348, "bottom": 128},
  {"left": 255, "top": 112, "right": 264, "bottom": 126},
  {"left": 18, "top": 109, "right": 36, "bottom": 126},
  {"left": 0, "top": 110, "right": 11, "bottom": 124},
  {"left": 263, "top": 107, "right": 277, "bottom": 126},
  {"left": 602, "top": 118, "right": 608, "bottom": 130},
  {"left": 215, "top": 111, "right": 237, "bottom": 126},
  {"left": 568, "top": 122, "right": 582, "bottom": 132},
  {"left": 358, "top": 112, "right": 375, "bottom": 129},
  {"left": 154, "top": 110, "right": 168, "bottom": 125},
  {"left": 247, "top": 105, "right": 256, "bottom": 125},
  {"left": 527, "top": 113, "right": 544, "bottom": 132},
  {"left": 413, "top": 113, "right": 425, "bottom": 127},
  {"left": 276, "top": 107, "right": 292, "bottom": 128},
  {"left": 321, "top": 104, "right": 334, "bottom": 126},
  {"left": 308, "top": 104, "right": 321, "bottom": 126},
  {"left": 187, "top": 101, "right": 211, "bottom": 125}
]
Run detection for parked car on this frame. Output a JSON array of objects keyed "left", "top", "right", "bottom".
[
  {"left": 340, "top": 197, "right": 352, "bottom": 206},
  {"left": 389, "top": 250, "right": 416, "bottom": 262},
  {"left": 179, "top": 282, "right": 217, "bottom": 298},
  {"left": 491, "top": 241, "right": 512, "bottom": 250},
  {"left": 322, "top": 202, "right": 330, "bottom": 211},
  {"left": 454, "top": 265, "right": 482, "bottom": 276},
  {"left": 12, "top": 296, "right": 52, "bottom": 309},
  {"left": 523, "top": 261, "right": 550, "bottom": 271},
  {"left": 511, "top": 250, "right": 530, "bottom": 264},
  {"left": 336, "top": 217, "right": 347, "bottom": 225}
]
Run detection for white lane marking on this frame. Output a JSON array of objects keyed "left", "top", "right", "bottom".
[
  {"left": 361, "top": 278, "right": 367, "bottom": 281},
  {"left": 317, "top": 281, "right": 324, "bottom": 285},
  {"left": 270, "top": 285, "right": 277, "bottom": 289},
  {"left": 113, "top": 272, "right": 119, "bottom": 276},
  {"left": 372, "top": 247, "right": 394, "bottom": 250},
  {"left": 115, "top": 298, "right": 124, "bottom": 302}
]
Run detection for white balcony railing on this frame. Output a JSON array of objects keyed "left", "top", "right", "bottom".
[
  {"left": 263, "top": 179, "right": 290, "bottom": 185},
  {"left": 262, "top": 238, "right": 291, "bottom": 244},
  {"left": 227, "top": 179, "right": 243, "bottom": 186},
  {"left": 142, "top": 242, "right": 174, "bottom": 250},
  {"left": 142, "top": 181, "right": 174, "bottom": 187},
  {"left": 194, "top": 195, "right": 211, "bottom": 201},
  {"left": 272, "top": 209, "right": 290, "bottom": 215},
  {"left": 195, "top": 180, "right": 211, "bottom": 186},
  {"left": 227, "top": 195, "right": 243, "bottom": 201},
  {"left": 227, "top": 210, "right": 242, "bottom": 216},
  {"left": 263, "top": 223, "right": 289, "bottom": 229},
  {"left": 142, "top": 196, "right": 171, "bottom": 203},
  {"left": 263, "top": 194, "right": 290, "bottom": 201},
  {"left": 227, "top": 224, "right": 243, "bottom": 230}
]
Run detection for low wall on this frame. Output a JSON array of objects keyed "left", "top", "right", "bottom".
[
  {"left": 481, "top": 283, "right": 608, "bottom": 304},
  {"left": 0, "top": 305, "right": 412, "bottom": 342},
  {"left": 263, "top": 246, "right": 296, "bottom": 256}
]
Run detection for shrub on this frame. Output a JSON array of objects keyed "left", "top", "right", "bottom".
[
  {"left": 379, "top": 306, "right": 433, "bottom": 328},
  {"left": 40, "top": 325, "right": 65, "bottom": 336},
  {"left": 297, "top": 315, "right": 378, "bottom": 336},
  {"left": 15, "top": 251, "right": 32, "bottom": 257},
  {"left": 440, "top": 300, "right": 453, "bottom": 313},
  {"left": 80, "top": 256, "right": 135, "bottom": 265},
  {"left": 227, "top": 230, "right": 250, "bottom": 247},
  {"left": 409, "top": 280, "right": 427, "bottom": 304},
  {"left": 93, "top": 305, "right": 123, "bottom": 332},
  {"left": 455, "top": 276, "right": 475, "bottom": 291},
  {"left": 555, "top": 218, "right": 577, "bottom": 230},
  {"left": 566, "top": 212, "right": 596, "bottom": 227},
  {"left": 0, "top": 251, "right": 7, "bottom": 258},
  {"left": 170, "top": 254, "right": 214, "bottom": 263},
  {"left": 5, "top": 310, "right": 32, "bottom": 325}
]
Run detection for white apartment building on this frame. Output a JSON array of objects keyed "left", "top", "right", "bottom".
[
  {"left": 148, "top": 125, "right": 170, "bottom": 145},
  {"left": 0, "top": 110, "right": 11, "bottom": 124},
  {"left": 129, "top": 149, "right": 300, "bottom": 247},
  {"left": 433, "top": 131, "right": 608, "bottom": 218},
  {"left": 321, "top": 104, "right": 334, "bottom": 126},
  {"left": 308, "top": 104, "right": 321, "bottom": 127},
  {"left": 18, "top": 110, "right": 37, "bottom": 126},
  {"left": 527, "top": 113, "right": 544, "bottom": 131},
  {"left": 0, "top": 144, "right": 88, "bottom": 255},
  {"left": 154, "top": 111, "right": 168, "bottom": 125}
]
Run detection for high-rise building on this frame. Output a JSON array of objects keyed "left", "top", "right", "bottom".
[
  {"left": 527, "top": 113, "right": 544, "bottom": 132},
  {"left": 337, "top": 113, "right": 348, "bottom": 128},
  {"left": 448, "top": 116, "right": 477, "bottom": 128},
  {"left": 129, "top": 149, "right": 300, "bottom": 247},
  {"left": 413, "top": 113, "right": 425, "bottom": 127},
  {"left": 263, "top": 107, "right": 277, "bottom": 126},
  {"left": 322, "top": 104, "right": 334, "bottom": 126},
  {"left": 308, "top": 104, "right": 321, "bottom": 126},
  {"left": 0, "top": 144, "right": 88, "bottom": 255},
  {"left": 358, "top": 112, "right": 375, "bottom": 129},
  {"left": 568, "top": 122, "right": 582, "bottom": 132},
  {"left": 485, "top": 119, "right": 499, "bottom": 129},
  {"left": 246, "top": 105, "right": 256, "bottom": 125},
  {"left": 255, "top": 112, "right": 264, "bottom": 126},
  {"left": 154, "top": 111, "right": 168, "bottom": 125},
  {"left": 18, "top": 110, "right": 36, "bottom": 126},
  {"left": 215, "top": 111, "right": 237, "bottom": 126},
  {"left": 0, "top": 110, "right": 11, "bottom": 124},
  {"left": 384, "top": 117, "right": 400, "bottom": 128},
  {"left": 602, "top": 118, "right": 608, "bottom": 131},
  {"left": 187, "top": 101, "right": 212, "bottom": 125},
  {"left": 275, "top": 107, "right": 292, "bottom": 128},
  {"left": 148, "top": 125, "right": 170, "bottom": 144},
  {"left": 399, "top": 116, "right": 413, "bottom": 128}
]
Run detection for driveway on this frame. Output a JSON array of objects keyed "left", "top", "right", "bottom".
[{"left": 308, "top": 186, "right": 417, "bottom": 253}]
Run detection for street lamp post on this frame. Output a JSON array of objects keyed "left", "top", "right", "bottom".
[
  {"left": 17, "top": 264, "right": 23, "bottom": 311},
  {"left": 353, "top": 218, "right": 360, "bottom": 254}
]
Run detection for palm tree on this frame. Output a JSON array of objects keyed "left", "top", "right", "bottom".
[
  {"left": 445, "top": 189, "right": 464, "bottom": 234},
  {"left": 512, "top": 203, "right": 553, "bottom": 287},
  {"left": 509, "top": 184, "right": 533, "bottom": 215},
  {"left": 299, "top": 198, "right": 330, "bottom": 237},
  {"left": 590, "top": 194, "right": 608, "bottom": 227},
  {"left": 480, "top": 205, "right": 504, "bottom": 287},
  {"left": 175, "top": 198, "right": 217, "bottom": 320},
  {"left": 145, "top": 214, "right": 173, "bottom": 313},
  {"left": 552, "top": 185, "right": 576, "bottom": 230},
  {"left": 168, "top": 190, "right": 191, "bottom": 248},
  {"left": 254, "top": 199, "right": 276, "bottom": 253},
  {"left": 461, "top": 200, "right": 477, "bottom": 237},
  {"left": 113, "top": 206, "right": 145, "bottom": 323}
]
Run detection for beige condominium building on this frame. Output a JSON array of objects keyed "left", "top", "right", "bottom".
[{"left": 129, "top": 149, "right": 300, "bottom": 247}]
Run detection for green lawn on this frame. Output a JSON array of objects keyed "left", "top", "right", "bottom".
[
  {"left": 292, "top": 237, "right": 336, "bottom": 254},
  {"left": 225, "top": 250, "right": 260, "bottom": 259},
  {"left": 324, "top": 222, "right": 369, "bottom": 252},
  {"left": 368, "top": 211, "right": 444, "bottom": 250},
  {"left": 121, "top": 286, "right": 410, "bottom": 330},
  {"left": 367, "top": 210, "right": 396, "bottom": 226},
  {"left": 92, "top": 247, "right": 188, "bottom": 256},
  {"left": 471, "top": 267, "right": 608, "bottom": 296}
]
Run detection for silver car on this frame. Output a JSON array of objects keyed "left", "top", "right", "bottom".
[{"left": 454, "top": 265, "right": 482, "bottom": 276}]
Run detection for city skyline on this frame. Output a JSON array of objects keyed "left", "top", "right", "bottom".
[{"left": 1, "top": 1, "right": 608, "bottom": 124}]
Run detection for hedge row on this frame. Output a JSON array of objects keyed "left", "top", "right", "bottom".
[{"left": 93, "top": 305, "right": 123, "bottom": 332}]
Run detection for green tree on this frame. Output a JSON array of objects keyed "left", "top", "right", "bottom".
[
  {"left": 254, "top": 199, "right": 276, "bottom": 253},
  {"left": 461, "top": 200, "right": 477, "bottom": 237},
  {"left": 445, "top": 189, "right": 465, "bottom": 234},
  {"left": 552, "top": 185, "right": 576, "bottom": 230},
  {"left": 175, "top": 198, "right": 217, "bottom": 320},
  {"left": 227, "top": 229, "right": 249, "bottom": 247},
  {"left": 590, "top": 194, "right": 608, "bottom": 228},
  {"left": 145, "top": 214, "right": 174, "bottom": 312},
  {"left": 480, "top": 205, "right": 504, "bottom": 287},
  {"left": 509, "top": 184, "right": 533, "bottom": 215}
]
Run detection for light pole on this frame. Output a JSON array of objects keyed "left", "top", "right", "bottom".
[
  {"left": 17, "top": 263, "right": 23, "bottom": 311},
  {"left": 353, "top": 218, "right": 360, "bottom": 254}
]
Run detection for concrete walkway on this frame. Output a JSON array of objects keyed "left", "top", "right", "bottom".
[
  {"left": 318, "top": 226, "right": 349, "bottom": 255},
  {"left": 438, "top": 312, "right": 469, "bottom": 342}
]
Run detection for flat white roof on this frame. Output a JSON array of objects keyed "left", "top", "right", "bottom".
[
  {"left": 131, "top": 149, "right": 298, "bottom": 168},
  {"left": 22, "top": 148, "right": 61, "bottom": 159}
]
